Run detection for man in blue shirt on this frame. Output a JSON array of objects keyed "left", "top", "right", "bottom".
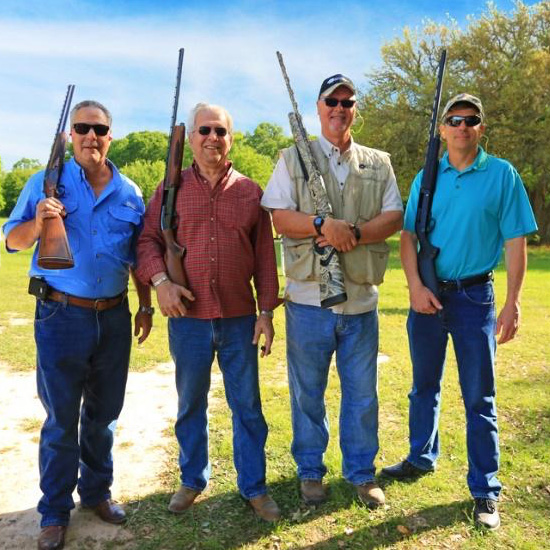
[
  {"left": 382, "top": 94, "right": 537, "bottom": 531},
  {"left": 3, "top": 100, "right": 152, "bottom": 550}
]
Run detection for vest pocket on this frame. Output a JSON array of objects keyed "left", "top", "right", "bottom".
[
  {"left": 342, "top": 241, "right": 389, "bottom": 285},
  {"left": 283, "top": 238, "right": 319, "bottom": 281}
]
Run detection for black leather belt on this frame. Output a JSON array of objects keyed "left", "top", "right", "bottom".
[{"left": 438, "top": 271, "right": 493, "bottom": 292}]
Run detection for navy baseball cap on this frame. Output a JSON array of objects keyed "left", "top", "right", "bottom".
[{"left": 318, "top": 74, "right": 356, "bottom": 99}]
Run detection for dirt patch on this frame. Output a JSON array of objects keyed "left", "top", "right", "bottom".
[{"left": 0, "top": 362, "right": 180, "bottom": 549}]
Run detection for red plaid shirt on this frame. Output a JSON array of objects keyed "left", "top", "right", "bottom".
[{"left": 136, "top": 163, "right": 280, "bottom": 319}]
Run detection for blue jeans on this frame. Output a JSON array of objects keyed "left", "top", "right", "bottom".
[
  {"left": 168, "top": 315, "right": 268, "bottom": 499},
  {"left": 34, "top": 298, "right": 131, "bottom": 527},
  {"left": 285, "top": 302, "right": 379, "bottom": 485},
  {"left": 406, "top": 281, "right": 501, "bottom": 500}
]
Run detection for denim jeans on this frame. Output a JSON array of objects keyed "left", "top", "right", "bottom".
[
  {"left": 168, "top": 315, "right": 268, "bottom": 499},
  {"left": 406, "top": 281, "right": 501, "bottom": 500},
  {"left": 285, "top": 301, "right": 379, "bottom": 485},
  {"left": 34, "top": 298, "right": 131, "bottom": 527}
]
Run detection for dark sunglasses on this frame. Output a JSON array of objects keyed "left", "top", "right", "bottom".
[
  {"left": 323, "top": 98, "right": 356, "bottom": 109},
  {"left": 73, "top": 123, "right": 110, "bottom": 136},
  {"left": 197, "top": 126, "right": 228, "bottom": 137},
  {"left": 445, "top": 115, "right": 482, "bottom": 127}
]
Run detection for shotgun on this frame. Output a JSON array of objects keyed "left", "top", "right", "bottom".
[
  {"left": 37, "top": 85, "right": 75, "bottom": 269},
  {"left": 276, "top": 51, "right": 347, "bottom": 308},
  {"left": 414, "top": 49, "right": 447, "bottom": 298},
  {"left": 159, "top": 48, "right": 189, "bottom": 307}
]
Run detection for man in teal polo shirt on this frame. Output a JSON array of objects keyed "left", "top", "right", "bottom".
[{"left": 382, "top": 94, "right": 537, "bottom": 530}]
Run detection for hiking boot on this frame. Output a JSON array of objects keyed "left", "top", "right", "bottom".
[
  {"left": 300, "top": 480, "right": 327, "bottom": 505},
  {"left": 168, "top": 486, "right": 200, "bottom": 513},
  {"left": 381, "top": 459, "right": 434, "bottom": 480},
  {"left": 474, "top": 498, "right": 500, "bottom": 530},
  {"left": 356, "top": 482, "right": 385, "bottom": 508},
  {"left": 248, "top": 494, "right": 281, "bottom": 522}
]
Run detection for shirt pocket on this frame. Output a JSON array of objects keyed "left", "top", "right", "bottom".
[
  {"left": 217, "top": 195, "right": 257, "bottom": 231},
  {"left": 106, "top": 205, "right": 141, "bottom": 260},
  {"left": 283, "top": 237, "right": 319, "bottom": 282},
  {"left": 341, "top": 241, "right": 389, "bottom": 286}
]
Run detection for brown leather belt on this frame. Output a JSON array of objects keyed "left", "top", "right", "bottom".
[{"left": 47, "top": 289, "right": 127, "bottom": 311}]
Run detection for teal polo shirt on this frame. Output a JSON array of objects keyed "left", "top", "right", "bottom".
[{"left": 404, "top": 147, "right": 538, "bottom": 280}]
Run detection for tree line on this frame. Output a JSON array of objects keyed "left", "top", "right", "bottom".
[{"left": 1, "top": 2, "right": 548, "bottom": 241}]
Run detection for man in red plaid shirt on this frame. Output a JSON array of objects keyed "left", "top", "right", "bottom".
[{"left": 136, "top": 103, "right": 281, "bottom": 521}]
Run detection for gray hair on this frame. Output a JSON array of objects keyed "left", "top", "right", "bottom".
[
  {"left": 70, "top": 100, "right": 112, "bottom": 127},
  {"left": 187, "top": 103, "right": 233, "bottom": 135}
]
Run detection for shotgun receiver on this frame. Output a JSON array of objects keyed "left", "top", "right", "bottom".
[
  {"left": 37, "top": 85, "right": 75, "bottom": 269},
  {"left": 276, "top": 51, "right": 347, "bottom": 308},
  {"left": 414, "top": 49, "right": 447, "bottom": 298},
  {"left": 160, "top": 48, "right": 189, "bottom": 306}
]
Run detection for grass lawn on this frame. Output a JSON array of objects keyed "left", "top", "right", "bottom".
[{"left": 0, "top": 224, "right": 549, "bottom": 549}]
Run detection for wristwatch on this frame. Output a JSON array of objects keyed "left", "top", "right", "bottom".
[
  {"left": 351, "top": 224, "right": 361, "bottom": 241},
  {"left": 138, "top": 305, "right": 155, "bottom": 315},
  {"left": 313, "top": 215, "right": 325, "bottom": 236},
  {"left": 259, "top": 310, "right": 274, "bottom": 318}
]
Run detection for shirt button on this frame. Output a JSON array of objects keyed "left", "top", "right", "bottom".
[
  {"left": 97, "top": 277, "right": 101, "bottom": 283},
  {"left": 211, "top": 278, "right": 215, "bottom": 283},
  {"left": 210, "top": 217, "right": 214, "bottom": 222},
  {"left": 211, "top": 257, "right": 215, "bottom": 262},
  {"left": 92, "top": 229, "right": 98, "bottom": 235}
]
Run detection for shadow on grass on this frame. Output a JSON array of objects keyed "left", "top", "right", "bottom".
[{"left": 125, "top": 477, "right": 471, "bottom": 550}]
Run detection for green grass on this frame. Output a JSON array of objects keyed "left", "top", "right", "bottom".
[{"left": 1, "top": 224, "right": 549, "bottom": 548}]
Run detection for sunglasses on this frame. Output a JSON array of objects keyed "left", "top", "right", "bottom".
[
  {"left": 197, "top": 126, "right": 228, "bottom": 137},
  {"left": 73, "top": 123, "right": 110, "bottom": 136},
  {"left": 445, "top": 115, "right": 482, "bottom": 127},
  {"left": 323, "top": 98, "right": 356, "bottom": 109}
]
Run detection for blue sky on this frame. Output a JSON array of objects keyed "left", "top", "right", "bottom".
[{"left": 0, "top": 0, "right": 538, "bottom": 170}]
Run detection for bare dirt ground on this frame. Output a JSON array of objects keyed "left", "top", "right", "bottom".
[{"left": 0, "top": 361, "right": 179, "bottom": 550}]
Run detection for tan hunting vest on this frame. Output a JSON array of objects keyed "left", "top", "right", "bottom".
[{"left": 281, "top": 140, "right": 392, "bottom": 309}]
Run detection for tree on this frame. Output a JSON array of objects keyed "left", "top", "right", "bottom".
[
  {"left": 121, "top": 160, "right": 165, "bottom": 205},
  {"left": 229, "top": 133, "right": 274, "bottom": 189},
  {"left": 1, "top": 165, "right": 43, "bottom": 216},
  {"left": 355, "top": 2, "right": 550, "bottom": 241},
  {"left": 12, "top": 158, "right": 42, "bottom": 171},
  {"left": 244, "top": 122, "right": 293, "bottom": 162},
  {"left": 108, "top": 131, "right": 168, "bottom": 168}
]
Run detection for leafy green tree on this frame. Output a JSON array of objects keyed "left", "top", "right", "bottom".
[
  {"left": 355, "top": 2, "right": 550, "bottom": 241},
  {"left": 108, "top": 131, "right": 168, "bottom": 167},
  {"left": 12, "top": 158, "right": 42, "bottom": 171},
  {"left": 1, "top": 165, "right": 43, "bottom": 215},
  {"left": 244, "top": 122, "right": 293, "bottom": 162},
  {"left": 121, "top": 160, "right": 165, "bottom": 205},
  {"left": 229, "top": 133, "right": 274, "bottom": 188}
]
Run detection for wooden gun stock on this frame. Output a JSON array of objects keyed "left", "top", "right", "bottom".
[
  {"left": 37, "top": 133, "right": 74, "bottom": 270},
  {"left": 37, "top": 216, "right": 74, "bottom": 269},
  {"left": 37, "top": 85, "right": 75, "bottom": 270},
  {"left": 161, "top": 123, "right": 189, "bottom": 306}
]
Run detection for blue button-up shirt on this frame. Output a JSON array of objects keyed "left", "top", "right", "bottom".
[
  {"left": 404, "top": 147, "right": 538, "bottom": 280},
  {"left": 3, "top": 157, "right": 145, "bottom": 298}
]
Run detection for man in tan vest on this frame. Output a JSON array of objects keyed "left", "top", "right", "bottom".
[{"left": 261, "top": 74, "right": 403, "bottom": 507}]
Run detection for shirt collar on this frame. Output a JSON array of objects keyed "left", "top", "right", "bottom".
[
  {"left": 440, "top": 146, "right": 488, "bottom": 173},
  {"left": 318, "top": 133, "right": 355, "bottom": 160},
  {"left": 192, "top": 160, "right": 233, "bottom": 188}
]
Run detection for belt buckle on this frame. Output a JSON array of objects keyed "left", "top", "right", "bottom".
[{"left": 93, "top": 298, "right": 107, "bottom": 310}]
